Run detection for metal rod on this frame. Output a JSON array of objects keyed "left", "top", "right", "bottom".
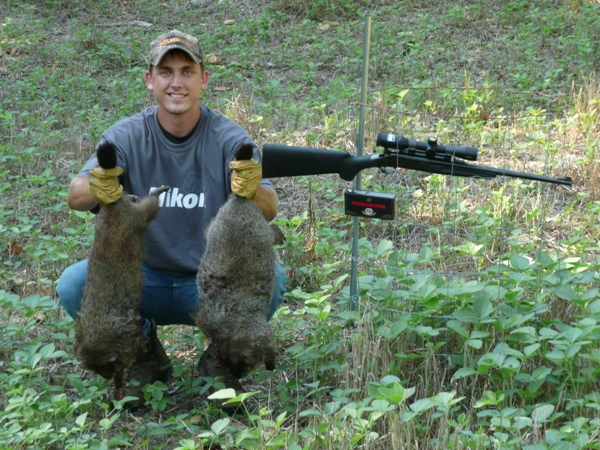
[{"left": 350, "top": 14, "right": 372, "bottom": 311}]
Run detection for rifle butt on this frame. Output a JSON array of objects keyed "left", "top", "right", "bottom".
[{"left": 263, "top": 144, "right": 361, "bottom": 180}]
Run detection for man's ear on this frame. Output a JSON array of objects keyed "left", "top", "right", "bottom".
[
  {"left": 145, "top": 71, "right": 153, "bottom": 90},
  {"left": 200, "top": 68, "right": 209, "bottom": 90}
]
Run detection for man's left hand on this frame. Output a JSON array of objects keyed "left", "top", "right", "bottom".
[{"left": 230, "top": 159, "right": 262, "bottom": 200}]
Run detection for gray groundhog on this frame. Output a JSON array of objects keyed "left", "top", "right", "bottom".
[
  {"left": 195, "top": 144, "right": 277, "bottom": 379},
  {"left": 75, "top": 141, "right": 169, "bottom": 400}
]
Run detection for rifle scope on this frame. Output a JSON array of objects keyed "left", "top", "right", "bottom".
[{"left": 376, "top": 133, "right": 478, "bottom": 161}]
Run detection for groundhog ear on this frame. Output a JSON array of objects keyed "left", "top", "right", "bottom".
[{"left": 270, "top": 224, "right": 286, "bottom": 246}]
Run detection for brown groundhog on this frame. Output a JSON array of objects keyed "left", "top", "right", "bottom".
[
  {"left": 74, "top": 141, "right": 169, "bottom": 400},
  {"left": 195, "top": 144, "right": 277, "bottom": 379}
]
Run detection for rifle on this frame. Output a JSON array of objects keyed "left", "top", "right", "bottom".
[{"left": 262, "top": 133, "right": 573, "bottom": 186}]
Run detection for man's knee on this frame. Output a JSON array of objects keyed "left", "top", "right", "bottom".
[{"left": 56, "top": 260, "right": 88, "bottom": 320}]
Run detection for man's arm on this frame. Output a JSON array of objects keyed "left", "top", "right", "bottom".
[
  {"left": 67, "top": 176, "right": 97, "bottom": 211},
  {"left": 254, "top": 185, "right": 278, "bottom": 222}
]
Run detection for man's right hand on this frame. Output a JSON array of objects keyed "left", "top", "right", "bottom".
[
  {"left": 88, "top": 167, "right": 123, "bottom": 205},
  {"left": 230, "top": 159, "right": 262, "bottom": 200}
]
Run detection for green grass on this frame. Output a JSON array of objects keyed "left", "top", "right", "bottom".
[{"left": 1, "top": 0, "right": 600, "bottom": 448}]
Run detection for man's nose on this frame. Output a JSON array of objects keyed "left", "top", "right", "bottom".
[{"left": 171, "top": 72, "right": 184, "bottom": 86}]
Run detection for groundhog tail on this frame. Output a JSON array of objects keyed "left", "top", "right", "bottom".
[
  {"left": 234, "top": 143, "right": 254, "bottom": 161},
  {"left": 96, "top": 142, "right": 118, "bottom": 170}
]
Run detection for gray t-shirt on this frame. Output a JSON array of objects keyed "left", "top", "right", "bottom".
[{"left": 78, "top": 104, "right": 273, "bottom": 275}]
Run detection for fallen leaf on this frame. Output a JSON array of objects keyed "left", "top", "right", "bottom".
[
  {"left": 228, "top": 421, "right": 248, "bottom": 430},
  {"left": 214, "top": 86, "right": 229, "bottom": 92},
  {"left": 187, "top": 415, "right": 202, "bottom": 425},
  {"left": 131, "top": 20, "right": 153, "bottom": 27},
  {"left": 224, "top": 19, "right": 235, "bottom": 25},
  {"left": 318, "top": 22, "right": 339, "bottom": 30},
  {"left": 7, "top": 241, "right": 23, "bottom": 255},
  {"left": 207, "top": 54, "right": 223, "bottom": 64}
]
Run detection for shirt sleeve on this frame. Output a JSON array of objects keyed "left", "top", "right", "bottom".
[{"left": 77, "top": 154, "right": 99, "bottom": 178}]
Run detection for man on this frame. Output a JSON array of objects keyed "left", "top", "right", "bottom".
[{"left": 56, "top": 30, "right": 288, "bottom": 408}]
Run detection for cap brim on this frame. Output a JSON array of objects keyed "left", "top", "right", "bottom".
[{"left": 150, "top": 43, "right": 203, "bottom": 66}]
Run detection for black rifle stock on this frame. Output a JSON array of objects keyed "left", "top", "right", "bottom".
[{"left": 262, "top": 135, "right": 573, "bottom": 186}]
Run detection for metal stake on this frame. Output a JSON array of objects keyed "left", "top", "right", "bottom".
[{"left": 350, "top": 14, "right": 372, "bottom": 311}]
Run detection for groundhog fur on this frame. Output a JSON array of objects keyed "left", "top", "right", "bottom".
[
  {"left": 195, "top": 144, "right": 277, "bottom": 379},
  {"left": 74, "top": 141, "right": 169, "bottom": 400}
]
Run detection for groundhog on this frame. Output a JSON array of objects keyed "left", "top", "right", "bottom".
[
  {"left": 74, "top": 141, "right": 169, "bottom": 401},
  {"left": 195, "top": 144, "right": 277, "bottom": 379}
]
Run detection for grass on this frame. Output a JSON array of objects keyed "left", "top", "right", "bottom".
[{"left": 1, "top": 0, "right": 600, "bottom": 448}]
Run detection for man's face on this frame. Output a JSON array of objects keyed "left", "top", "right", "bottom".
[{"left": 145, "top": 51, "right": 209, "bottom": 116}]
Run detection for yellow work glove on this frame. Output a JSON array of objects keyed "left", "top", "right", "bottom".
[
  {"left": 88, "top": 167, "right": 123, "bottom": 205},
  {"left": 230, "top": 159, "right": 262, "bottom": 200}
]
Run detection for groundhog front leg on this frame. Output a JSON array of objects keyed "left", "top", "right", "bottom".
[
  {"left": 265, "top": 346, "right": 277, "bottom": 371},
  {"left": 150, "top": 185, "right": 170, "bottom": 197},
  {"left": 114, "top": 370, "right": 125, "bottom": 401}
]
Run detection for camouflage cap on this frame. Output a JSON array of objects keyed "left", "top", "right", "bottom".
[{"left": 150, "top": 30, "right": 204, "bottom": 66}]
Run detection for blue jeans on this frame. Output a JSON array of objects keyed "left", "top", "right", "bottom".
[{"left": 56, "top": 260, "right": 288, "bottom": 326}]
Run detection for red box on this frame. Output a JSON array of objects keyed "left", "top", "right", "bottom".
[{"left": 344, "top": 189, "right": 396, "bottom": 220}]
